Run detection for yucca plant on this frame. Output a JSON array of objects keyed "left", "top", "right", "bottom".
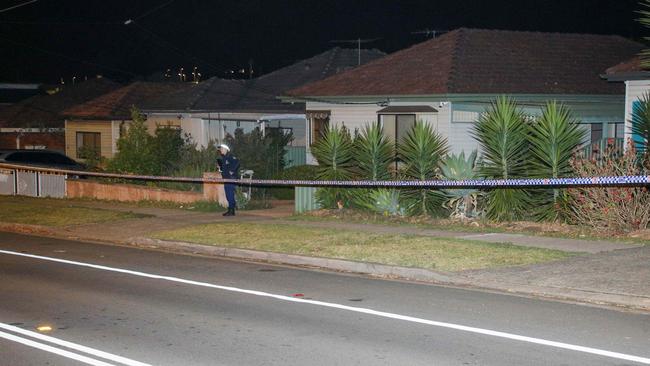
[
  {"left": 355, "top": 122, "right": 394, "bottom": 180},
  {"left": 528, "top": 101, "right": 585, "bottom": 221},
  {"left": 352, "top": 122, "right": 395, "bottom": 210},
  {"left": 310, "top": 125, "right": 355, "bottom": 208},
  {"left": 631, "top": 92, "right": 650, "bottom": 168},
  {"left": 398, "top": 121, "right": 449, "bottom": 216},
  {"left": 472, "top": 96, "right": 530, "bottom": 221},
  {"left": 440, "top": 150, "right": 481, "bottom": 219},
  {"left": 637, "top": 1, "right": 650, "bottom": 68},
  {"left": 358, "top": 189, "right": 406, "bottom": 217}
]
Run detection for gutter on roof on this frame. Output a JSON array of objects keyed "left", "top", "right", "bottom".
[
  {"left": 602, "top": 72, "right": 650, "bottom": 82},
  {"left": 282, "top": 93, "right": 625, "bottom": 104}
]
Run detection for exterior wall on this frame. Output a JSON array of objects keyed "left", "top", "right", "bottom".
[
  {"left": 0, "top": 129, "right": 65, "bottom": 152},
  {"left": 624, "top": 80, "right": 650, "bottom": 142},
  {"left": 65, "top": 120, "right": 114, "bottom": 159},
  {"left": 66, "top": 173, "right": 225, "bottom": 205},
  {"left": 304, "top": 95, "right": 625, "bottom": 157},
  {"left": 304, "top": 100, "right": 448, "bottom": 161}
]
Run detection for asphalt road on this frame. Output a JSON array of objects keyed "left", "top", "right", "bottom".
[{"left": 0, "top": 232, "right": 649, "bottom": 366}]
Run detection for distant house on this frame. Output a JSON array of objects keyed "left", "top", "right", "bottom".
[
  {"left": 0, "top": 77, "right": 120, "bottom": 152},
  {"left": 64, "top": 81, "right": 191, "bottom": 159},
  {"left": 0, "top": 83, "right": 43, "bottom": 107},
  {"left": 603, "top": 56, "right": 650, "bottom": 148},
  {"left": 141, "top": 47, "right": 385, "bottom": 166},
  {"left": 285, "top": 28, "right": 642, "bottom": 162}
]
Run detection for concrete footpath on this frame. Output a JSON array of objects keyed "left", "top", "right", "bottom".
[{"left": 1, "top": 200, "right": 649, "bottom": 312}]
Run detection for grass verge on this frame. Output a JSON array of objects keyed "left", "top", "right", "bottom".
[
  {"left": 0, "top": 195, "right": 149, "bottom": 226},
  {"left": 151, "top": 222, "right": 573, "bottom": 272},
  {"left": 290, "top": 209, "right": 650, "bottom": 245}
]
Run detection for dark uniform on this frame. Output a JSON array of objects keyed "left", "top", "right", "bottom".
[{"left": 217, "top": 151, "right": 240, "bottom": 216}]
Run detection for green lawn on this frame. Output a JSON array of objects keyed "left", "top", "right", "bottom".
[
  {"left": 0, "top": 195, "right": 148, "bottom": 226},
  {"left": 152, "top": 222, "right": 573, "bottom": 272}
]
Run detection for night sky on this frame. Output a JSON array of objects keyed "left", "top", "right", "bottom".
[{"left": 0, "top": 0, "right": 646, "bottom": 83}]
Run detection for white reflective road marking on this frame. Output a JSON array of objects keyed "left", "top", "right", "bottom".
[
  {"left": 0, "top": 330, "right": 116, "bottom": 366},
  {"left": 0, "top": 322, "right": 151, "bottom": 366},
  {"left": 2, "top": 249, "right": 650, "bottom": 365}
]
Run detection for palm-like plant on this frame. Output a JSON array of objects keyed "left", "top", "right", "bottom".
[
  {"left": 310, "top": 125, "right": 355, "bottom": 208},
  {"left": 398, "top": 121, "right": 449, "bottom": 216},
  {"left": 352, "top": 122, "right": 395, "bottom": 210},
  {"left": 528, "top": 101, "right": 585, "bottom": 221},
  {"left": 472, "top": 96, "right": 530, "bottom": 221},
  {"left": 355, "top": 122, "right": 394, "bottom": 180},
  {"left": 631, "top": 92, "right": 650, "bottom": 167},
  {"left": 440, "top": 150, "right": 481, "bottom": 219},
  {"left": 637, "top": 1, "right": 650, "bottom": 68},
  {"left": 358, "top": 189, "right": 406, "bottom": 217}
]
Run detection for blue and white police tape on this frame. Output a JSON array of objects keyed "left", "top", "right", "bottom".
[{"left": 1, "top": 163, "right": 648, "bottom": 189}]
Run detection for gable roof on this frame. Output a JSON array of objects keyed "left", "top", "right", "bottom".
[
  {"left": 141, "top": 47, "right": 386, "bottom": 113},
  {"left": 287, "top": 28, "right": 643, "bottom": 97},
  {"left": 64, "top": 81, "right": 192, "bottom": 120},
  {"left": 604, "top": 56, "right": 650, "bottom": 81},
  {"left": 0, "top": 78, "right": 120, "bottom": 128}
]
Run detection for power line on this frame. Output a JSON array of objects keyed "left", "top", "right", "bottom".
[
  {"left": 0, "top": 0, "right": 37, "bottom": 14},
  {"left": 131, "top": 0, "right": 176, "bottom": 21},
  {"left": 0, "top": 20, "right": 120, "bottom": 25}
]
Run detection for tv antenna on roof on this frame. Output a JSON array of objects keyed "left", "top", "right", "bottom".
[
  {"left": 411, "top": 28, "right": 449, "bottom": 39},
  {"left": 329, "top": 37, "right": 382, "bottom": 65}
]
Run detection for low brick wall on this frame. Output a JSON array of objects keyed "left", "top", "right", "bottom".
[{"left": 66, "top": 178, "right": 227, "bottom": 205}]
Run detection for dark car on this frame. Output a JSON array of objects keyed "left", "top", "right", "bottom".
[{"left": 0, "top": 149, "right": 86, "bottom": 171}]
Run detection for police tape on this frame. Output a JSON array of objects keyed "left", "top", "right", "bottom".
[{"left": 1, "top": 163, "right": 649, "bottom": 189}]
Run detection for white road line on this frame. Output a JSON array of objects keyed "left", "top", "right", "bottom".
[
  {"left": 0, "top": 323, "right": 151, "bottom": 366},
  {"left": 0, "top": 330, "right": 116, "bottom": 366},
  {"left": 2, "top": 249, "right": 650, "bottom": 365}
]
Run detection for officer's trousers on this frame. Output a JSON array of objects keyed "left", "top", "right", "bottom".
[{"left": 224, "top": 183, "right": 236, "bottom": 209}]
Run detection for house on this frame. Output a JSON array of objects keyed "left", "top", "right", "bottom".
[
  {"left": 140, "top": 47, "right": 385, "bottom": 166},
  {"left": 63, "top": 81, "right": 191, "bottom": 159},
  {"left": 603, "top": 56, "right": 650, "bottom": 148},
  {"left": 0, "top": 77, "right": 120, "bottom": 152},
  {"left": 285, "top": 28, "right": 643, "bottom": 161}
]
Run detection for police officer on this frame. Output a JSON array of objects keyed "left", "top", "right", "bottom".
[{"left": 217, "top": 144, "right": 240, "bottom": 216}]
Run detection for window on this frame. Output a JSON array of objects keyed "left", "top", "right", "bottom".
[
  {"left": 379, "top": 114, "right": 416, "bottom": 144},
  {"left": 76, "top": 132, "right": 101, "bottom": 158},
  {"left": 590, "top": 123, "right": 603, "bottom": 144},
  {"left": 307, "top": 111, "right": 330, "bottom": 145}
]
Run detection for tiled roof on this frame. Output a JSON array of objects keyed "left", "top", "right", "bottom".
[
  {"left": 141, "top": 47, "right": 386, "bottom": 113},
  {"left": 0, "top": 78, "right": 120, "bottom": 128},
  {"left": 287, "top": 28, "right": 643, "bottom": 97},
  {"left": 606, "top": 56, "right": 643, "bottom": 74},
  {"left": 64, "top": 81, "right": 192, "bottom": 120}
]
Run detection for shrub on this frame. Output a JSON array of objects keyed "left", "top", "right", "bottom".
[
  {"left": 357, "top": 189, "right": 406, "bottom": 217},
  {"left": 440, "top": 150, "right": 482, "bottom": 219},
  {"left": 311, "top": 125, "right": 355, "bottom": 208},
  {"left": 528, "top": 101, "right": 585, "bottom": 221},
  {"left": 472, "top": 96, "right": 531, "bottom": 221},
  {"left": 566, "top": 141, "right": 650, "bottom": 232},
  {"left": 397, "top": 121, "right": 449, "bottom": 216}
]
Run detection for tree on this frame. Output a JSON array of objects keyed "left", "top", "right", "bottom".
[{"left": 109, "top": 107, "right": 156, "bottom": 175}]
